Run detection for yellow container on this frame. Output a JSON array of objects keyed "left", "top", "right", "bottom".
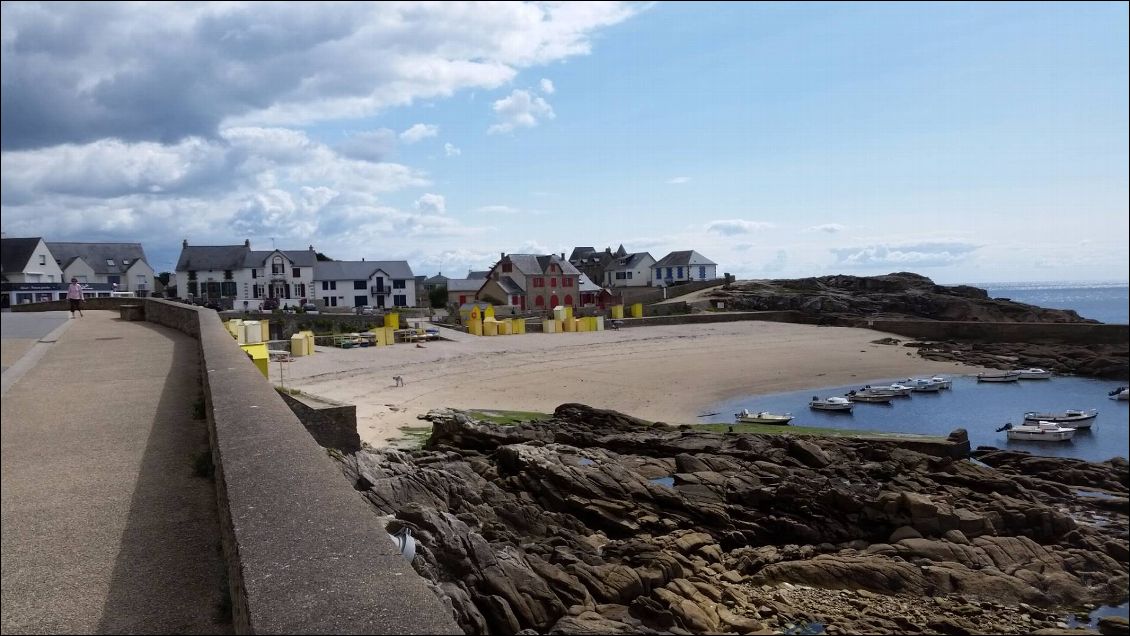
[
  {"left": 498, "top": 319, "right": 512, "bottom": 335},
  {"left": 562, "top": 317, "right": 575, "bottom": 332},
  {"left": 542, "top": 319, "right": 556, "bottom": 334},
  {"left": 630, "top": 303, "right": 643, "bottom": 318},
  {"left": 514, "top": 318, "right": 526, "bottom": 335},
  {"left": 595, "top": 316, "right": 605, "bottom": 331},
  {"left": 239, "top": 342, "right": 269, "bottom": 378},
  {"left": 611, "top": 305, "right": 624, "bottom": 319},
  {"left": 576, "top": 318, "right": 587, "bottom": 332},
  {"left": 290, "top": 334, "right": 308, "bottom": 356},
  {"left": 384, "top": 312, "right": 399, "bottom": 329},
  {"left": 370, "top": 327, "right": 387, "bottom": 346},
  {"left": 259, "top": 320, "right": 270, "bottom": 343},
  {"left": 564, "top": 306, "right": 573, "bottom": 321},
  {"left": 384, "top": 326, "right": 396, "bottom": 344},
  {"left": 483, "top": 319, "right": 498, "bottom": 336},
  {"left": 468, "top": 318, "right": 483, "bottom": 336},
  {"left": 303, "top": 330, "right": 315, "bottom": 354},
  {"left": 553, "top": 306, "right": 566, "bottom": 322},
  {"left": 484, "top": 305, "right": 495, "bottom": 320}
]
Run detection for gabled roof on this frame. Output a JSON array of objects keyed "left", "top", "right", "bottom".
[
  {"left": 1, "top": 237, "right": 43, "bottom": 274},
  {"left": 504, "top": 254, "right": 544, "bottom": 276},
  {"left": 314, "top": 260, "right": 414, "bottom": 280},
  {"left": 446, "top": 278, "right": 482, "bottom": 292},
  {"left": 47, "top": 242, "right": 149, "bottom": 276},
  {"left": 578, "top": 273, "right": 603, "bottom": 292},
  {"left": 569, "top": 246, "right": 596, "bottom": 261},
  {"left": 425, "top": 273, "right": 449, "bottom": 284},
  {"left": 536, "top": 254, "right": 581, "bottom": 276},
  {"left": 653, "top": 250, "right": 717, "bottom": 268},
  {"left": 496, "top": 276, "right": 525, "bottom": 295},
  {"left": 247, "top": 249, "right": 316, "bottom": 268},
  {"left": 606, "top": 252, "right": 654, "bottom": 272},
  {"left": 467, "top": 270, "right": 489, "bottom": 279},
  {"left": 176, "top": 245, "right": 249, "bottom": 272}
]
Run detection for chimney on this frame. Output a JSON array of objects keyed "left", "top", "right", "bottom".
[
  {"left": 500, "top": 252, "right": 505, "bottom": 260},
  {"left": 182, "top": 239, "right": 188, "bottom": 248},
  {"left": 309, "top": 245, "right": 314, "bottom": 251},
  {"left": 560, "top": 252, "right": 565, "bottom": 260},
  {"left": 244, "top": 238, "right": 250, "bottom": 247}
]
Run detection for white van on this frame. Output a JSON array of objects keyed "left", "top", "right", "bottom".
[{"left": 110, "top": 291, "right": 137, "bottom": 298}]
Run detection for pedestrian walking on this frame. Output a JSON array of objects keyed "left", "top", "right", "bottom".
[{"left": 67, "top": 278, "right": 84, "bottom": 318}]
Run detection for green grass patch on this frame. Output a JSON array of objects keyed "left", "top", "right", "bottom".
[
  {"left": 695, "top": 422, "right": 943, "bottom": 439},
  {"left": 463, "top": 409, "right": 551, "bottom": 425},
  {"left": 393, "top": 425, "right": 433, "bottom": 449}
]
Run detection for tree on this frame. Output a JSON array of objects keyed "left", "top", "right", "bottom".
[
  {"left": 315, "top": 252, "right": 334, "bottom": 262},
  {"left": 428, "top": 285, "right": 448, "bottom": 308},
  {"left": 157, "top": 272, "right": 172, "bottom": 286}
]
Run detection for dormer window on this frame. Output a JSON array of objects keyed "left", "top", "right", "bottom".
[
  {"left": 122, "top": 259, "right": 130, "bottom": 265},
  {"left": 106, "top": 259, "right": 115, "bottom": 266},
  {"left": 272, "top": 255, "right": 284, "bottom": 275}
]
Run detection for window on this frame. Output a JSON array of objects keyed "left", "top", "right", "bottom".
[
  {"left": 322, "top": 281, "right": 337, "bottom": 291},
  {"left": 224, "top": 270, "right": 233, "bottom": 280},
  {"left": 656, "top": 270, "right": 662, "bottom": 280},
  {"left": 107, "top": 259, "right": 115, "bottom": 266},
  {"left": 666, "top": 267, "right": 673, "bottom": 279},
  {"left": 626, "top": 272, "right": 632, "bottom": 280},
  {"left": 221, "top": 281, "right": 237, "bottom": 297},
  {"left": 393, "top": 279, "right": 406, "bottom": 289},
  {"left": 677, "top": 267, "right": 684, "bottom": 279},
  {"left": 550, "top": 278, "right": 557, "bottom": 287},
  {"left": 393, "top": 294, "right": 406, "bottom": 307},
  {"left": 108, "top": 275, "right": 120, "bottom": 286},
  {"left": 699, "top": 266, "right": 706, "bottom": 279},
  {"left": 251, "top": 269, "right": 258, "bottom": 279},
  {"left": 354, "top": 280, "right": 367, "bottom": 290},
  {"left": 253, "top": 285, "right": 260, "bottom": 299},
  {"left": 272, "top": 256, "right": 284, "bottom": 275},
  {"left": 512, "top": 295, "right": 520, "bottom": 305},
  {"left": 564, "top": 295, "right": 573, "bottom": 306},
  {"left": 328, "top": 297, "right": 338, "bottom": 307},
  {"left": 39, "top": 254, "right": 46, "bottom": 265},
  {"left": 187, "top": 281, "right": 198, "bottom": 296},
  {"left": 616, "top": 272, "right": 625, "bottom": 280},
  {"left": 532, "top": 277, "right": 544, "bottom": 288},
  {"left": 136, "top": 274, "right": 146, "bottom": 286},
  {"left": 564, "top": 277, "right": 573, "bottom": 287},
  {"left": 123, "top": 259, "right": 130, "bottom": 266},
  {"left": 502, "top": 263, "right": 512, "bottom": 273},
  {"left": 292, "top": 267, "right": 300, "bottom": 278},
  {"left": 459, "top": 295, "right": 467, "bottom": 305},
  {"left": 535, "top": 296, "right": 544, "bottom": 307}
]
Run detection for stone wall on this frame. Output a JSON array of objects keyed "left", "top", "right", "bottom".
[
  {"left": 610, "top": 279, "right": 724, "bottom": 306},
  {"left": 142, "top": 299, "right": 460, "bottom": 635},
  {"left": 12, "top": 297, "right": 150, "bottom": 312},
  {"left": 278, "top": 391, "right": 361, "bottom": 454},
  {"left": 615, "top": 310, "right": 807, "bottom": 328}
]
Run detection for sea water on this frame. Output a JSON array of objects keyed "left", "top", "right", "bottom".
[
  {"left": 706, "top": 375, "right": 1128, "bottom": 463},
  {"left": 978, "top": 281, "right": 1129, "bottom": 325}
]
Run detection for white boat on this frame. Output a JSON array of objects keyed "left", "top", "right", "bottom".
[
  {"left": 998, "top": 421, "right": 1076, "bottom": 442},
  {"left": 1016, "top": 368, "right": 1052, "bottom": 380},
  {"left": 845, "top": 390, "right": 893, "bottom": 404},
  {"left": 905, "top": 378, "right": 944, "bottom": 392},
  {"left": 929, "top": 376, "right": 952, "bottom": 389},
  {"left": 735, "top": 409, "right": 794, "bottom": 425},
  {"left": 1109, "top": 387, "right": 1129, "bottom": 401},
  {"left": 809, "top": 396, "right": 854, "bottom": 412},
  {"left": 866, "top": 383, "right": 913, "bottom": 397},
  {"left": 977, "top": 371, "right": 1021, "bottom": 383},
  {"left": 1022, "top": 409, "right": 1098, "bottom": 428}
]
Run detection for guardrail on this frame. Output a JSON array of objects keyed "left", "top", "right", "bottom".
[{"left": 142, "top": 299, "right": 460, "bottom": 635}]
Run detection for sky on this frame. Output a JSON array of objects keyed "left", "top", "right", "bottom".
[{"left": 1, "top": 1, "right": 1127, "bottom": 284}]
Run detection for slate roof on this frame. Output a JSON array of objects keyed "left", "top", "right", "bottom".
[
  {"left": 467, "top": 270, "right": 489, "bottom": 279},
  {"left": 578, "top": 273, "right": 603, "bottom": 292},
  {"left": 314, "top": 260, "right": 414, "bottom": 280},
  {"left": 496, "top": 276, "right": 525, "bottom": 295},
  {"left": 605, "top": 252, "right": 654, "bottom": 272},
  {"left": 1, "top": 237, "right": 43, "bottom": 274},
  {"left": 446, "top": 279, "right": 483, "bottom": 292},
  {"left": 535, "top": 254, "right": 581, "bottom": 276},
  {"left": 424, "top": 273, "right": 449, "bottom": 284},
  {"left": 47, "top": 242, "right": 150, "bottom": 276},
  {"left": 504, "top": 254, "right": 544, "bottom": 276},
  {"left": 247, "top": 249, "right": 317, "bottom": 268},
  {"left": 569, "top": 246, "right": 596, "bottom": 261},
  {"left": 653, "top": 250, "right": 716, "bottom": 268},
  {"left": 176, "top": 245, "right": 249, "bottom": 272}
]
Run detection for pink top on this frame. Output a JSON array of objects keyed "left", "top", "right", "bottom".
[{"left": 67, "top": 282, "right": 84, "bottom": 300}]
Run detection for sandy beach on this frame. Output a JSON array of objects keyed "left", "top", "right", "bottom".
[{"left": 272, "top": 321, "right": 986, "bottom": 448}]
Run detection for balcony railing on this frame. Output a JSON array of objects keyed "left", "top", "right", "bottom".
[{"left": 370, "top": 287, "right": 392, "bottom": 295}]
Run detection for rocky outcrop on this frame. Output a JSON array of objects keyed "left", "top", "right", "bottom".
[
  {"left": 335, "top": 405, "right": 1128, "bottom": 635},
  {"left": 710, "top": 272, "right": 1097, "bottom": 324},
  {"left": 909, "top": 340, "right": 1129, "bottom": 379}
]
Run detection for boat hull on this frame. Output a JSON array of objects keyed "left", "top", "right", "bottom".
[
  {"left": 978, "top": 374, "right": 1020, "bottom": 383},
  {"left": 736, "top": 417, "right": 793, "bottom": 425},
  {"left": 1023, "top": 411, "right": 1097, "bottom": 427},
  {"left": 810, "top": 403, "right": 853, "bottom": 412},
  {"left": 1007, "top": 430, "right": 1075, "bottom": 441}
]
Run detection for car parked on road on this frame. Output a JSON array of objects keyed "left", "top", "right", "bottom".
[{"left": 302, "top": 303, "right": 319, "bottom": 315}]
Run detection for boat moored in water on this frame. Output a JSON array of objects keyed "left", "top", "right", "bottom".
[
  {"left": 977, "top": 371, "right": 1021, "bottom": 383},
  {"left": 1022, "top": 408, "right": 1098, "bottom": 428},
  {"left": 998, "top": 421, "right": 1076, "bottom": 442},
  {"left": 809, "top": 396, "right": 854, "bottom": 412},
  {"left": 846, "top": 390, "right": 894, "bottom": 404},
  {"left": 930, "top": 376, "right": 952, "bottom": 389},
  {"left": 905, "top": 378, "right": 944, "bottom": 392},
  {"left": 1016, "top": 368, "right": 1053, "bottom": 380},
  {"left": 735, "top": 409, "right": 794, "bottom": 425},
  {"left": 1110, "top": 386, "right": 1129, "bottom": 401}
]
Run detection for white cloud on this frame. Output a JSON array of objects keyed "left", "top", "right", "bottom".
[
  {"left": 810, "top": 223, "right": 845, "bottom": 234},
  {"left": 705, "top": 219, "right": 775, "bottom": 236},
  {"left": 444, "top": 142, "right": 461, "bottom": 157},
  {"left": 474, "top": 205, "right": 521, "bottom": 214},
  {"left": 487, "top": 89, "right": 555, "bottom": 134},
  {"left": 519, "top": 239, "right": 551, "bottom": 254},
  {"left": 400, "top": 123, "right": 439, "bottom": 144},
  {"left": 414, "top": 193, "right": 446, "bottom": 215},
  {"left": 336, "top": 128, "right": 397, "bottom": 162},
  {"left": 830, "top": 242, "right": 981, "bottom": 268},
  {"left": 539, "top": 78, "right": 555, "bottom": 94},
  {"left": 668, "top": 176, "right": 690, "bottom": 184}
]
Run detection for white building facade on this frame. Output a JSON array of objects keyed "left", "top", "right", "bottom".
[
  {"left": 312, "top": 260, "right": 416, "bottom": 309},
  {"left": 175, "top": 240, "right": 316, "bottom": 310},
  {"left": 652, "top": 250, "right": 718, "bottom": 287}
]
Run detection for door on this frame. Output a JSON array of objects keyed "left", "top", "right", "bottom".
[
  {"left": 354, "top": 295, "right": 367, "bottom": 307},
  {"left": 376, "top": 295, "right": 386, "bottom": 308}
]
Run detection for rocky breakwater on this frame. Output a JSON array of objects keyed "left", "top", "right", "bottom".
[
  {"left": 334, "top": 404, "right": 1129, "bottom": 634},
  {"left": 707, "top": 272, "right": 1127, "bottom": 379}
]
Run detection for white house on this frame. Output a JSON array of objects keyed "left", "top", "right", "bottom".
[
  {"left": 651, "top": 251, "right": 718, "bottom": 287},
  {"left": 603, "top": 252, "right": 656, "bottom": 288},
  {"left": 47, "top": 242, "right": 156, "bottom": 296},
  {"left": 174, "top": 239, "right": 317, "bottom": 310},
  {"left": 1, "top": 237, "right": 67, "bottom": 307},
  {"left": 312, "top": 260, "right": 416, "bottom": 309}
]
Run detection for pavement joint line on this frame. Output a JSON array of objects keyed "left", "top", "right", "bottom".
[{"left": 1, "top": 316, "right": 75, "bottom": 397}]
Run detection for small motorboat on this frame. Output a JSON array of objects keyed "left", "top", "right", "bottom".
[
  {"left": 905, "top": 378, "right": 943, "bottom": 392},
  {"left": 997, "top": 421, "right": 1076, "bottom": 442},
  {"left": 930, "top": 376, "right": 952, "bottom": 389},
  {"left": 866, "top": 383, "right": 913, "bottom": 396},
  {"left": 735, "top": 409, "right": 794, "bottom": 425},
  {"left": 1110, "top": 386, "right": 1129, "bottom": 401},
  {"left": 846, "top": 390, "right": 893, "bottom": 404},
  {"left": 977, "top": 371, "right": 1020, "bottom": 383},
  {"left": 1016, "top": 368, "right": 1052, "bottom": 380},
  {"left": 1022, "top": 409, "right": 1098, "bottom": 428},
  {"left": 809, "top": 396, "right": 854, "bottom": 412}
]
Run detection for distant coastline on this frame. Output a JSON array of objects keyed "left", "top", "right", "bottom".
[{"left": 973, "top": 281, "right": 1129, "bottom": 324}]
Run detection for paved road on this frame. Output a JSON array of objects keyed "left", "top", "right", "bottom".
[{"left": 1, "top": 311, "right": 230, "bottom": 634}]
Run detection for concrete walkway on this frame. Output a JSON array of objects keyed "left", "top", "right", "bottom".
[{"left": 1, "top": 311, "right": 230, "bottom": 634}]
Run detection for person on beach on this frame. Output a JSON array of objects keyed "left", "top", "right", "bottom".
[{"left": 67, "top": 278, "right": 84, "bottom": 318}]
